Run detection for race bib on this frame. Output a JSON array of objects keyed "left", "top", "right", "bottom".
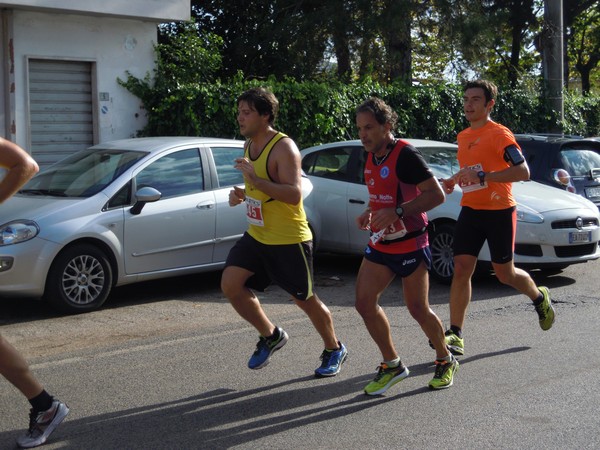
[
  {"left": 460, "top": 163, "right": 487, "bottom": 193},
  {"left": 370, "top": 219, "right": 408, "bottom": 244},
  {"left": 245, "top": 196, "right": 264, "bottom": 226}
]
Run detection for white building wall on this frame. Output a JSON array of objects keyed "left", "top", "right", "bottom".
[
  {"left": 0, "top": 0, "right": 189, "bottom": 22},
  {"left": 10, "top": 9, "right": 157, "bottom": 147}
]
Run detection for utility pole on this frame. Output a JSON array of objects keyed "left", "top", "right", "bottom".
[{"left": 543, "top": 0, "right": 564, "bottom": 133}]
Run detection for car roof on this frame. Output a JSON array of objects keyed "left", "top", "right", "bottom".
[
  {"left": 301, "top": 138, "right": 457, "bottom": 152},
  {"left": 90, "top": 137, "right": 245, "bottom": 153},
  {"left": 515, "top": 133, "right": 589, "bottom": 144}
]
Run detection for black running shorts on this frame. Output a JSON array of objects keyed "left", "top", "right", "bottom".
[
  {"left": 225, "top": 232, "right": 315, "bottom": 300},
  {"left": 452, "top": 206, "right": 517, "bottom": 264}
]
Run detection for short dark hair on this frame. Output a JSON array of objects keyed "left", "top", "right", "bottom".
[
  {"left": 356, "top": 97, "right": 398, "bottom": 130},
  {"left": 464, "top": 79, "right": 497, "bottom": 104},
  {"left": 237, "top": 87, "right": 279, "bottom": 125}
]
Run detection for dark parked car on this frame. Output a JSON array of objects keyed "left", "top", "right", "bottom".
[{"left": 515, "top": 134, "right": 600, "bottom": 210}]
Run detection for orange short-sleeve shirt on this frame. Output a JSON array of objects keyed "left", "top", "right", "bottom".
[{"left": 456, "top": 121, "right": 520, "bottom": 210}]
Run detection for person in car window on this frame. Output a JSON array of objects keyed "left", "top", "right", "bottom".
[
  {"left": 354, "top": 97, "right": 458, "bottom": 394},
  {"left": 0, "top": 137, "right": 70, "bottom": 448},
  {"left": 438, "top": 79, "right": 555, "bottom": 358},
  {"left": 221, "top": 87, "right": 348, "bottom": 377}
]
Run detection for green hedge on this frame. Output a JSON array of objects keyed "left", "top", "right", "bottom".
[{"left": 118, "top": 74, "right": 600, "bottom": 147}]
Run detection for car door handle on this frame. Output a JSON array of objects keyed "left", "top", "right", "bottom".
[
  {"left": 349, "top": 198, "right": 366, "bottom": 204},
  {"left": 197, "top": 203, "right": 215, "bottom": 209}
]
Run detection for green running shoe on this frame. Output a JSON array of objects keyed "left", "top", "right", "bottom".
[
  {"left": 364, "top": 363, "right": 410, "bottom": 396},
  {"left": 535, "top": 286, "right": 555, "bottom": 331},
  {"left": 444, "top": 330, "right": 464, "bottom": 356},
  {"left": 428, "top": 357, "right": 459, "bottom": 390}
]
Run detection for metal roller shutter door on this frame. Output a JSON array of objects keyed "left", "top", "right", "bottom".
[{"left": 28, "top": 59, "right": 94, "bottom": 168}]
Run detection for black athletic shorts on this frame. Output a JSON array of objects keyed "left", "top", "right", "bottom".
[
  {"left": 452, "top": 206, "right": 516, "bottom": 264},
  {"left": 364, "top": 246, "right": 432, "bottom": 278},
  {"left": 225, "top": 232, "right": 315, "bottom": 300}
]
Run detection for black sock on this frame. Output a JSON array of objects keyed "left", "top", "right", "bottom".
[
  {"left": 450, "top": 325, "right": 463, "bottom": 338},
  {"left": 268, "top": 327, "right": 280, "bottom": 340},
  {"left": 29, "top": 390, "right": 53, "bottom": 412},
  {"left": 533, "top": 292, "right": 544, "bottom": 306}
]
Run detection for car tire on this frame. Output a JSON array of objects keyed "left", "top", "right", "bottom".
[
  {"left": 429, "top": 222, "right": 455, "bottom": 284},
  {"left": 44, "top": 243, "right": 113, "bottom": 313}
]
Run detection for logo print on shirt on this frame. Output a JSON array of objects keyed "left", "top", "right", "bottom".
[
  {"left": 468, "top": 138, "right": 480, "bottom": 149},
  {"left": 380, "top": 166, "right": 390, "bottom": 179}
]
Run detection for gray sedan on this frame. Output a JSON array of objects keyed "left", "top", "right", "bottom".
[{"left": 0, "top": 137, "right": 250, "bottom": 313}]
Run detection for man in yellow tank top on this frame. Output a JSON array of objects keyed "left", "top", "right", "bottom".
[
  {"left": 221, "top": 87, "right": 348, "bottom": 377},
  {"left": 438, "top": 80, "right": 555, "bottom": 358}
]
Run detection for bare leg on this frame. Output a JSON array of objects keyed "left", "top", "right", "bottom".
[
  {"left": 294, "top": 294, "right": 339, "bottom": 349},
  {"left": 402, "top": 262, "right": 449, "bottom": 360},
  {"left": 355, "top": 258, "right": 398, "bottom": 361},
  {"left": 493, "top": 261, "right": 541, "bottom": 300},
  {"left": 449, "top": 254, "right": 478, "bottom": 329},
  {"left": 221, "top": 266, "right": 274, "bottom": 337},
  {"left": 0, "top": 333, "right": 44, "bottom": 399}
]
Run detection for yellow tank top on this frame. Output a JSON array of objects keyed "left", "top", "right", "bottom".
[{"left": 244, "top": 132, "right": 312, "bottom": 244}]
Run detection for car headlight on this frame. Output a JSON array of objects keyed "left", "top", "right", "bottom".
[
  {"left": 0, "top": 220, "right": 40, "bottom": 245},
  {"left": 516, "top": 204, "right": 544, "bottom": 224}
]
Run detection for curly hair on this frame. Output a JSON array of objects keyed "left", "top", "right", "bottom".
[{"left": 355, "top": 97, "right": 398, "bottom": 130}]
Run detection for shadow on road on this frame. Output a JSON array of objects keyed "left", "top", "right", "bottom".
[{"left": 0, "top": 345, "right": 531, "bottom": 449}]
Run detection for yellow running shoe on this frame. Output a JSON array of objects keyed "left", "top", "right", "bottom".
[
  {"left": 428, "top": 357, "right": 459, "bottom": 390},
  {"left": 535, "top": 286, "right": 555, "bottom": 331},
  {"left": 364, "top": 363, "right": 409, "bottom": 396},
  {"left": 444, "top": 330, "right": 464, "bottom": 356}
]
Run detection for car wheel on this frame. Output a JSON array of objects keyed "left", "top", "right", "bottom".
[
  {"left": 44, "top": 244, "right": 113, "bottom": 313},
  {"left": 429, "top": 222, "right": 455, "bottom": 284}
]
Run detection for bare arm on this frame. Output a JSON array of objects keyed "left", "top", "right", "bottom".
[
  {"left": 369, "top": 176, "right": 446, "bottom": 231},
  {"left": 0, "top": 138, "right": 39, "bottom": 203},
  {"left": 235, "top": 138, "right": 303, "bottom": 205},
  {"left": 456, "top": 161, "right": 530, "bottom": 185}
]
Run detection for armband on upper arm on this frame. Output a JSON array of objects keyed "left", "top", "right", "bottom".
[{"left": 503, "top": 145, "right": 525, "bottom": 166}]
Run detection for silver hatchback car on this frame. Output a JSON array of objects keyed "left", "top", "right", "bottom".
[{"left": 0, "top": 137, "right": 253, "bottom": 313}]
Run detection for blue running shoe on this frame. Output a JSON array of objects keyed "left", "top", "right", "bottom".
[
  {"left": 315, "top": 342, "right": 348, "bottom": 378},
  {"left": 248, "top": 327, "right": 289, "bottom": 369}
]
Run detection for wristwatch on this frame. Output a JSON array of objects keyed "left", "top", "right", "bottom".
[
  {"left": 477, "top": 170, "right": 486, "bottom": 186},
  {"left": 395, "top": 206, "right": 404, "bottom": 218}
]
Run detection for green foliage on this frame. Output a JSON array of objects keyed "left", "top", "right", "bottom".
[
  {"left": 563, "top": 90, "right": 600, "bottom": 136},
  {"left": 120, "top": 71, "right": 600, "bottom": 145},
  {"left": 118, "top": 29, "right": 600, "bottom": 143},
  {"left": 155, "top": 21, "right": 223, "bottom": 87}
]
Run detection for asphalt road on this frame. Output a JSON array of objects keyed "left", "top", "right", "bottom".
[{"left": 1, "top": 254, "right": 599, "bottom": 450}]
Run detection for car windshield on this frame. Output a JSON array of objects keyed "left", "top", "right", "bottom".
[
  {"left": 20, "top": 148, "right": 147, "bottom": 198},
  {"left": 417, "top": 146, "right": 459, "bottom": 178},
  {"left": 555, "top": 147, "right": 600, "bottom": 177}
]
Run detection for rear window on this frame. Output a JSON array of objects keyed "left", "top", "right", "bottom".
[
  {"left": 418, "top": 146, "right": 459, "bottom": 178},
  {"left": 555, "top": 147, "right": 600, "bottom": 177}
]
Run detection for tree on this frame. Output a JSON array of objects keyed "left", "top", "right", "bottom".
[{"left": 565, "top": 2, "right": 600, "bottom": 94}]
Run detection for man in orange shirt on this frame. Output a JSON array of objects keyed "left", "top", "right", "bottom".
[{"left": 439, "top": 80, "right": 555, "bottom": 356}]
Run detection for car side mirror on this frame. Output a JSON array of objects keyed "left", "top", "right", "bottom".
[{"left": 130, "top": 186, "right": 161, "bottom": 215}]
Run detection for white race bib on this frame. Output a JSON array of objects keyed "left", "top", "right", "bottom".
[
  {"left": 245, "top": 196, "right": 265, "bottom": 226},
  {"left": 460, "top": 163, "right": 488, "bottom": 193}
]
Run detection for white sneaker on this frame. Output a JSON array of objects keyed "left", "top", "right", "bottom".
[{"left": 17, "top": 399, "right": 70, "bottom": 448}]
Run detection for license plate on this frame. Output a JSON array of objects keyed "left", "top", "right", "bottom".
[
  {"left": 585, "top": 187, "right": 600, "bottom": 199},
  {"left": 569, "top": 231, "right": 591, "bottom": 244}
]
